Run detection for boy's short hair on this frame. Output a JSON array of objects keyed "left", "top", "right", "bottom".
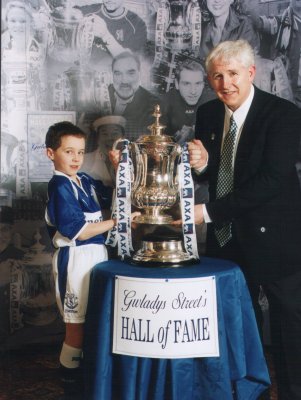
[{"left": 45, "top": 121, "right": 87, "bottom": 150}]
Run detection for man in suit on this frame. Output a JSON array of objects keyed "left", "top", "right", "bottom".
[{"left": 188, "top": 40, "right": 301, "bottom": 400}]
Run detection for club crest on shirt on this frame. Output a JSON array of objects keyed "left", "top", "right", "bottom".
[
  {"left": 65, "top": 292, "right": 79, "bottom": 311},
  {"left": 115, "top": 29, "right": 124, "bottom": 42}
]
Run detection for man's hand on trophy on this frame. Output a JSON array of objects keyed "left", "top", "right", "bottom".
[
  {"left": 108, "top": 149, "right": 121, "bottom": 171},
  {"left": 188, "top": 139, "right": 208, "bottom": 171}
]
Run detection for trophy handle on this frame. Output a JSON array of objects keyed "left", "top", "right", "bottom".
[
  {"left": 173, "top": 144, "right": 182, "bottom": 189},
  {"left": 131, "top": 142, "right": 144, "bottom": 191}
]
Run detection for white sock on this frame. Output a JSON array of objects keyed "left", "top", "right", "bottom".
[{"left": 59, "top": 343, "right": 82, "bottom": 369}]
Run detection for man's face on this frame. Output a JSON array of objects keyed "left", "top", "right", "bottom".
[
  {"left": 97, "top": 124, "right": 124, "bottom": 153},
  {"left": 47, "top": 135, "right": 86, "bottom": 181},
  {"left": 175, "top": 69, "right": 204, "bottom": 106},
  {"left": 113, "top": 57, "right": 140, "bottom": 99},
  {"left": 207, "top": 57, "right": 256, "bottom": 111},
  {"left": 103, "top": 0, "right": 124, "bottom": 13},
  {"left": 206, "top": 0, "right": 234, "bottom": 18}
]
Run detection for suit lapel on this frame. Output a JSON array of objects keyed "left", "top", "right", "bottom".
[
  {"left": 208, "top": 100, "right": 224, "bottom": 156},
  {"left": 234, "top": 87, "right": 266, "bottom": 177},
  {"left": 206, "top": 101, "right": 225, "bottom": 196}
]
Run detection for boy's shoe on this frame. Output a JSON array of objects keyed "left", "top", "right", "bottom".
[{"left": 59, "top": 364, "right": 84, "bottom": 399}]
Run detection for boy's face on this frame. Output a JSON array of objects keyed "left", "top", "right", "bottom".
[{"left": 47, "top": 135, "right": 85, "bottom": 181}]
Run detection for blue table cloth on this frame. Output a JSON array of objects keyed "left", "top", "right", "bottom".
[{"left": 84, "top": 257, "right": 270, "bottom": 400}]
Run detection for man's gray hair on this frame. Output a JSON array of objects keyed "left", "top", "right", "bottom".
[{"left": 205, "top": 40, "right": 255, "bottom": 72}]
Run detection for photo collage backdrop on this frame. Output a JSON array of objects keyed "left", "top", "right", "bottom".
[{"left": 1, "top": 0, "right": 300, "bottom": 348}]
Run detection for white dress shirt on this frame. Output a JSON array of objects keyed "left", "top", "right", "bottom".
[{"left": 202, "top": 85, "right": 255, "bottom": 223}]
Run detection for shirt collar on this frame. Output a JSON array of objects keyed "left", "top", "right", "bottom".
[
  {"left": 224, "top": 85, "right": 254, "bottom": 129},
  {"left": 54, "top": 170, "right": 81, "bottom": 183}
]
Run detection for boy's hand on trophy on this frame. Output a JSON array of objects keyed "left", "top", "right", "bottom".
[
  {"left": 188, "top": 139, "right": 208, "bottom": 170},
  {"left": 108, "top": 149, "right": 120, "bottom": 171}
]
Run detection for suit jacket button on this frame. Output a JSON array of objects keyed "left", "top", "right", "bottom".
[{"left": 260, "top": 227, "right": 266, "bottom": 233}]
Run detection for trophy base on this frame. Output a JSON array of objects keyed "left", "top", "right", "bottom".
[{"left": 132, "top": 231, "right": 198, "bottom": 267}]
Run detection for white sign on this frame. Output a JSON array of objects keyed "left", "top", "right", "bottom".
[{"left": 113, "top": 276, "right": 219, "bottom": 359}]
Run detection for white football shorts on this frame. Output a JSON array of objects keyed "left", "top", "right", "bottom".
[{"left": 52, "top": 244, "right": 108, "bottom": 323}]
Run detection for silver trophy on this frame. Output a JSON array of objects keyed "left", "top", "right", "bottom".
[
  {"left": 130, "top": 105, "right": 181, "bottom": 224},
  {"left": 111, "top": 105, "right": 199, "bottom": 265}
]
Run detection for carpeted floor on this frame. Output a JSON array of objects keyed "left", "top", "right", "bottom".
[
  {"left": 0, "top": 344, "right": 278, "bottom": 400},
  {"left": 0, "top": 344, "right": 63, "bottom": 400}
]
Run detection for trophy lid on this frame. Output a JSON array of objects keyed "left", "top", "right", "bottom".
[{"left": 136, "top": 105, "right": 175, "bottom": 144}]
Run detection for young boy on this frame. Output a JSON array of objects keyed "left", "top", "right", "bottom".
[{"left": 45, "top": 121, "right": 137, "bottom": 398}]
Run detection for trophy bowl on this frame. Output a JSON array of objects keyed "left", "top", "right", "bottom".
[
  {"left": 130, "top": 105, "right": 181, "bottom": 224},
  {"left": 131, "top": 141, "right": 181, "bottom": 224}
]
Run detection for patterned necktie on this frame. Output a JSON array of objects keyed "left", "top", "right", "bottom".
[{"left": 215, "top": 115, "right": 238, "bottom": 247}]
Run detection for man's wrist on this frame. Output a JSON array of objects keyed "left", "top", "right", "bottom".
[
  {"left": 202, "top": 204, "right": 212, "bottom": 223},
  {"left": 194, "top": 154, "right": 208, "bottom": 174}
]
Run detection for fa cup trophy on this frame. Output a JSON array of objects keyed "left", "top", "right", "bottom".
[{"left": 106, "top": 105, "right": 199, "bottom": 265}]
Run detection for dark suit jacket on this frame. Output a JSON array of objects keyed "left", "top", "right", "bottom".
[{"left": 194, "top": 86, "right": 301, "bottom": 283}]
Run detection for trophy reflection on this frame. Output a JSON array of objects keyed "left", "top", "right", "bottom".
[{"left": 165, "top": 0, "right": 193, "bottom": 51}]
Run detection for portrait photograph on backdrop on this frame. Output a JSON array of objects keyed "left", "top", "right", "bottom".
[{"left": 1, "top": 1, "right": 301, "bottom": 399}]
